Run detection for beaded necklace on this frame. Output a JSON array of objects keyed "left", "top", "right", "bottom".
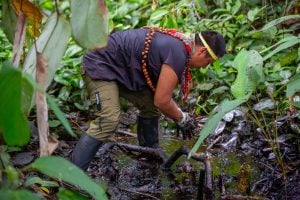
[{"left": 141, "top": 26, "right": 193, "bottom": 101}]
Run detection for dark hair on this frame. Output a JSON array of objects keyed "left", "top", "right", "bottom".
[{"left": 195, "top": 30, "right": 226, "bottom": 58}]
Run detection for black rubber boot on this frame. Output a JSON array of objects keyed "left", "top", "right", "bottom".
[
  {"left": 137, "top": 116, "right": 159, "bottom": 148},
  {"left": 71, "top": 133, "right": 103, "bottom": 170}
]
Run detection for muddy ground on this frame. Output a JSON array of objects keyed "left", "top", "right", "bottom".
[{"left": 13, "top": 108, "right": 300, "bottom": 200}]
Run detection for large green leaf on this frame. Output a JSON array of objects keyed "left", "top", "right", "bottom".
[
  {"left": 231, "top": 49, "right": 264, "bottom": 98},
  {"left": 21, "top": 76, "right": 34, "bottom": 116},
  {"left": 286, "top": 73, "right": 300, "bottom": 97},
  {"left": 231, "top": 0, "right": 241, "bottom": 15},
  {"left": 23, "top": 13, "right": 71, "bottom": 89},
  {"left": 247, "top": 7, "right": 264, "bottom": 22},
  {"left": 29, "top": 156, "right": 108, "bottom": 200},
  {"left": 150, "top": 9, "right": 169, "bottom": 22},
  {"left": 0, "top": 62, "right": 30, "bottom": 146},
  {"left": 263, "top": 36, "right": 300, "bottom": 61},
  {"left": 189, "top": 98, "right": 247, "bottom": 157},
  {"left": 260, "top": 15, "right": 300, "bottom": 31},
  {"left": 259, "top": 36, "right": 297, "bottom": 54},
  {"left": 1, "top": 0, "right": 17, "bottom": 43},
  {"left": 71, "top": 0, "right": 108, "bottom": 49},
  {"left": 57, "top": 188, "right": 88, "bottom": 200},
  {"left": 230, "top": 49, "right": 248, "bottom": 98},
  {"left": 24, "top": 176, "right": 59, "bottom": 188},
  {"left": 0, "top": 189, "right": 41, "bottom": 200}
]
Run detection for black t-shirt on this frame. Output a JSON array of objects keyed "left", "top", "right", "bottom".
[{"left": 82, "top": 29, "right": 188, "bottom": 91}]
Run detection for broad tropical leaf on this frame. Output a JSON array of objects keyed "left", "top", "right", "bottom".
[
  {"left": 71, "top": 0, "right": 108, "bottom": 49},
  {"left": 231, "top": 50, "right": 264, "bottom": 98},
  {"left": 0, "top": 62, "right": 30, "bottom": 146},
  {"left": 260, "top": 15, "right": 300, "bottom": 31},
  {"left": 0, "top": 189, "right": 41, "bottom": 200},
  {"left": 29, "top": 156, "right": 108, "bottom": 200},
  {"left": 150, "top": 9, "right": 169, "bottom": 22},
  {"left": 21, "top": 74, "right": 34, "bottom": 116},
  {"left": 23, "top": 13, "right": 71, "bottom": 90},
  {"left": 57, "top": 188, "right": 88, "bottom": 200},
  {"left": 2, "top": 0, "right": 17, "bottom": 43},
  {"left": 230, "top": 50, "right": 248, "bottom": 98},
  {"left": 286, "top": 73, "right": 300, "bottom": 97},
  {"left": 263, "top": 36, "right": 300, "bottom": 61},
  {"left": 259, "top": 36, "right": 297, "bottom": 54},
  {"left": 24, "top": 176, "right": 59, "bottom": 187}
]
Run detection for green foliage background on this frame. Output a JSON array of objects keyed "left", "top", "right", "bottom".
[
  {"left": 1, "top": 0, "right": 299, "bottom": 116},
  {"left": 0, "top": 0, "right": 299, "bottom": 199},
  {"left": 53, "top": 0, "right": 300, "bottom": 114}
]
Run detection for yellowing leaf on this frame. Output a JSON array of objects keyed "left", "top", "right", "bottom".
[
  {"left": 40, "top": 186, "right": 50, "bottom": 194},
  {"left": 13, "top": 0, "right": 42, "bottom": 37},
  {"left": 27, "top": 21, "right": 41, "bottom": 37}
]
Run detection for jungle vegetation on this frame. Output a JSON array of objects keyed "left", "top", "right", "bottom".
[{"left": 0, "top": 0, "right": 299, "bottom": 199}]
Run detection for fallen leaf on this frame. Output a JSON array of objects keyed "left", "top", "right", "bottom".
[{"left": 36, "top": 53, "right": 49, "bottom": 156}]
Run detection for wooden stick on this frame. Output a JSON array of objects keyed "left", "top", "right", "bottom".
[
  {"left": 197, "top": 169, "right": 205, "bottom": 200},
  {"left": 116, "top": 129, "right": 137, "bottom": 137},
  {"left": 118, "top": 187, "right": 160, "bottom": 200},
  {"left": 222, "top": 195, "right": 264, "bottom": 200},
  {"left": 207, "top": 135, "right": 224, "bottom": 150},
  {"left": 204, "top": 159, "right": 213, "bottom": 192},
  {"left": 104, "top": 142, "right": 168, "bottom": 162},
  {"left": 162, "top": 146, "right": 206, "bottom": 169}
]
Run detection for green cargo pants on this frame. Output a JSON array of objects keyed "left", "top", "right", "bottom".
[{"left": 83, "top": 71, "right": 160, "bottom": 141}]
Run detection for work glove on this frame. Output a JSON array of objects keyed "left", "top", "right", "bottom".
[{"left": 176, "top": 109, "right": 197, "bottom": 140}]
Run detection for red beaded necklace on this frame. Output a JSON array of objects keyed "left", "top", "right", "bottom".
[{"left": 141, "top": 26, "right": 193, "bottom": 101}]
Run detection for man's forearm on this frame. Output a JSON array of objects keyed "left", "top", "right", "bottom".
[{"left": 156, "top": 99, "right": 182, "bottom": 122}]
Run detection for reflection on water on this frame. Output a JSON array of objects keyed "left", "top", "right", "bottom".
[{"left": 112, "top": 132, "right": 260, "bottom": 199}]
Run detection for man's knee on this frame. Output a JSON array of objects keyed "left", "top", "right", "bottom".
[{"left": 87, "top": 112, "right": 120, "bottom": 141}]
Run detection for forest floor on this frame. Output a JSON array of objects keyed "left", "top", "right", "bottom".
[{"left": 13, "top": 107, "right": 300, "bottom": 200}]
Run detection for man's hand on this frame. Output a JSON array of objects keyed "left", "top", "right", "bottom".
[{"left": 176, "top": 110, "right": 197, "bottom": 140}]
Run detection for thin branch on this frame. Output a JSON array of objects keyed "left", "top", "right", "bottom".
[
  {"left": 256, "top": 161, "right": 281, "bottom": 176},
  {"left": 221, "top": 195, "right": 264, "bottom": 200},
  {"left": 104, "top": 142, "right": 168, "bottom": 162},
  {"left": 204, "top": 159, "right": 212, "bottom": 191},
  {"left": 219, "top": 172, "right": 226, "bottom": 196},
  {"left": 118, "top": 187, "right": 160, "bottom": 200},
  {"left": 197, "top": 169, "right": 205, "bottom": 200},
  {"left": 116, "top": 129, "right": 137, "bottom": 138},
  {"left": 207, "top": 135, "right": 224, "bottom": 150}
]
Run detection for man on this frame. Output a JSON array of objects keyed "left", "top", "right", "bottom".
[{"left": 71, "top": 27, "right": 226, "bottom": 170}]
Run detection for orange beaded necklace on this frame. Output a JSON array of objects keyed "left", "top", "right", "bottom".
[{"left": 141, "top": 26, "right": 193, "bottom": 101}]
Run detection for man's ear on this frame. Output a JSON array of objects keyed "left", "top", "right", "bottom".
[{"left": 195, "top": 46, "right": 207, "bottom": 55}]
